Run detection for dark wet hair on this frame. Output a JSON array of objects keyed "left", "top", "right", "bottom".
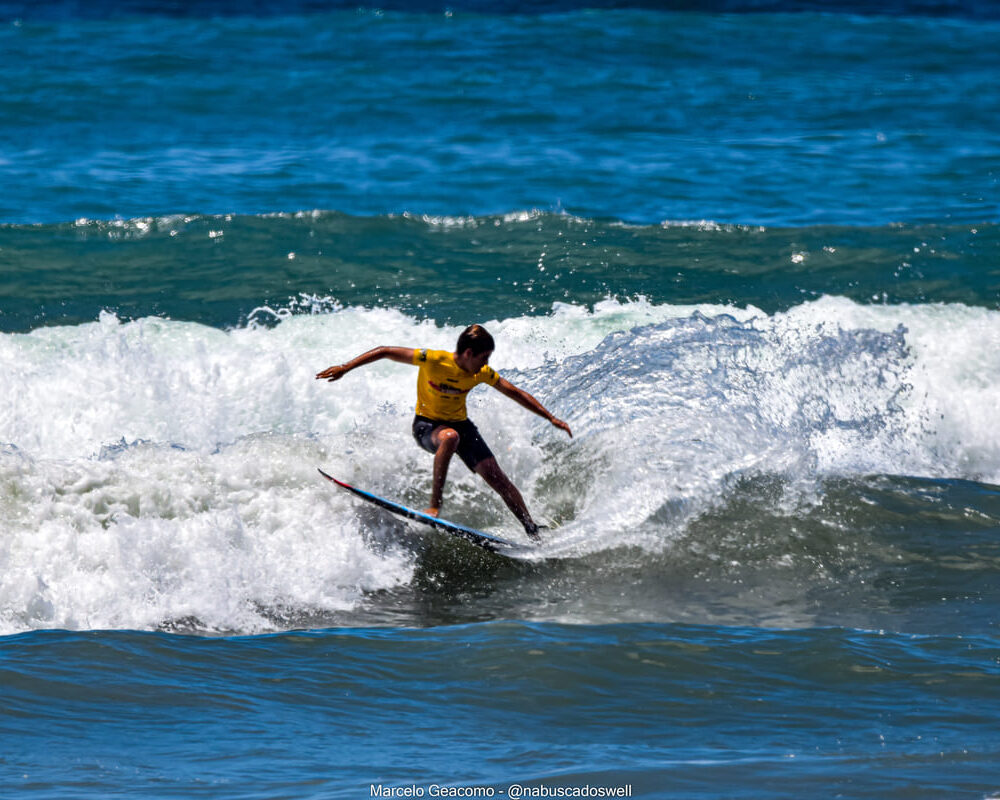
[{"left": 456, "top": 324, "right": 495, "bottom": 356}]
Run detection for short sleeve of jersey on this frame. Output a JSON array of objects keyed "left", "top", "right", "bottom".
[{"left": 478, "top": 365, "right": 500, "bottom": 386}]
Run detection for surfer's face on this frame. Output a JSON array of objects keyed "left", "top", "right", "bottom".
[{"left": 457, "top": 348, "right": 492, "bottom": 373}]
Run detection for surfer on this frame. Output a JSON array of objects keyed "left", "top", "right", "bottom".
[{"left": 316, "top": 324, "right": 572, "bottom": 539}]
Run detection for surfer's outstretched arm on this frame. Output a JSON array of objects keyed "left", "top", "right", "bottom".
[
  {"left": 493, "top": 377, "right": 572, "bottom": 438},
  {"left": 316, "top": 346, "right": 415, "bottom": 381}
]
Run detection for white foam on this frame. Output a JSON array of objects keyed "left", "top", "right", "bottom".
[
  {"left": 782, "top": 296, "right": 1000, "bottom": 479},
  {"left": 2, "top": 297, "right": 999, "bottom": 633},
  {"left": 0, "top": 436, "right": 413, "bottom": 635}
]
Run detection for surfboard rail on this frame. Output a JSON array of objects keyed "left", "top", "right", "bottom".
[{"left": 318, "top": 468, "right": 517, "bottom": 553}]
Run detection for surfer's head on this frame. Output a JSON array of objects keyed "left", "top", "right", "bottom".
[
  {"left": 455, "top": 324, "right": 494, "bottom": 373},
  {"left": 456, "top": 324, "right": 495, "bottom": 356}
]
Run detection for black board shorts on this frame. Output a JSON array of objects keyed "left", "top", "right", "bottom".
[{"left": 412, "top": 415, "right": 495, "bottom": 472}]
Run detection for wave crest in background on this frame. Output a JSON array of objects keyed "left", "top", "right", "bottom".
[{"left": 3, "top": 213, "right": 996, "bottom": 333}]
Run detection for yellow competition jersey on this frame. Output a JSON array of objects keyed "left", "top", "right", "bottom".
[{"left": 413, "top": 348, "right": 499, "bottom": 421}]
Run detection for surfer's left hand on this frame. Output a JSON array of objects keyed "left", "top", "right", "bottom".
[{"left": 551, "top": 418, "right": 572, "bottom": 438}]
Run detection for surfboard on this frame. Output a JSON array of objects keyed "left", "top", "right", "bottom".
[{"left": 318, "top": 468, "right": 518, "bottom": 554}]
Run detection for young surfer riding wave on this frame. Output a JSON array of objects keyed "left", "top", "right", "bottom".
[{"left": 316, "top": 324, "right": 572, "bottom": 539}]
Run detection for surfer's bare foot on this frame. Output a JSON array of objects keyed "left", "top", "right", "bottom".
[
  {"left": 524, "top": 522, "right": 546, "bottom": 541},
  {"left": 424, "top": 507, "right": 440, "bottom": 517}
]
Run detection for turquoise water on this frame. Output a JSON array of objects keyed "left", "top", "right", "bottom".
[
  {"left": 2, "top": 3, "right": 999, "bottom": 798},
  {"left": 2, "top": 214, "right": 998, "bottom": 332}
]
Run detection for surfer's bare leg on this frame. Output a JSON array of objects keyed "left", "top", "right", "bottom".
[
  {"left": 427, "top": 427, "right": 459, "bottom": 516},
  {"left": 475, "top": 457, "right": 540, "bottom": 539}
]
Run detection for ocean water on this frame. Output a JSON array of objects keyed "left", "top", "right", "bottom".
[{"left": 2, "top": 2, "right": 999, "bottom": 798}]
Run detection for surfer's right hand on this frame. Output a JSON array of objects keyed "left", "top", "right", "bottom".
[{"left": 316, "top": 364, "right": 348, "bottom": 381}]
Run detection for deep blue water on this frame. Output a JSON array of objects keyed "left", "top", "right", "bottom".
[
  {"left": 1, "top": 3, "right": 999, "bottom": 799},
  {"left": 2, "top": 3, "right": 998, "bottom": 225},
  {"left": 4, "top": 623, "right": 999, "bottom": 799}
]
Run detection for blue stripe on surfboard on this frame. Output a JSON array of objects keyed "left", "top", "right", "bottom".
[{"left": 318, "top": 468, "right": 515, "bottom": 551}]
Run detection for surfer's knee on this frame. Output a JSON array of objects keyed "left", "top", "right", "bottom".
[{"left": 434, "top": 427, "right": 460, "bottom": 452}]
